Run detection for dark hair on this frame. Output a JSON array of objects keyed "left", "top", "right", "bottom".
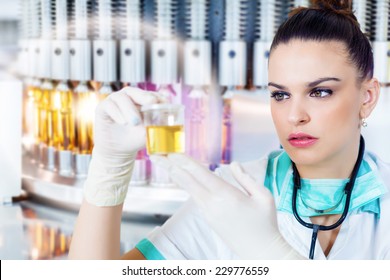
[{"left": 270, "top": 0, "right": 373, "bottom": 83}]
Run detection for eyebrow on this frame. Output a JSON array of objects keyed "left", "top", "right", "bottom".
[
  {"left": 268, "top": 77, "right": 342, "bottom": 90},
  {"left": 307, "top": 77, "right": 341, "bottom": 87}
]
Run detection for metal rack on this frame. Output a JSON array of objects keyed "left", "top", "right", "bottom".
[{"left": 22, "top": 154, "right": 190, "bottom": 218}]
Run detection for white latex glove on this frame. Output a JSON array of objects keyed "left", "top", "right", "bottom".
[
  {"left": 150, "top": 153, "right": 305, "bottom": 260},
  {"left": 83, "top": 87, "right": 162, "bottom": 207}
]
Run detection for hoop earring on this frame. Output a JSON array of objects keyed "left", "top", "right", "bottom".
[{"left": 362, "top": 118, "right": 368, "bottom": 127}]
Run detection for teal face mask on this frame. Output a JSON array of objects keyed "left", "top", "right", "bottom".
[
  {"left": 278, "top": 171, "right": 387, "bottom": 217},
  {"left": 267, "top": 151, "right": 388, "bottom": 217}
]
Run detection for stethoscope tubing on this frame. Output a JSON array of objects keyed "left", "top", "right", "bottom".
[{"left": 291, "top": 135, "right": 365, "bottom": 259}]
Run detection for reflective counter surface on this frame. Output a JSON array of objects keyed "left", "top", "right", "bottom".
[{"left": 0, "top": 198, "right": 167, "bottom": 260}]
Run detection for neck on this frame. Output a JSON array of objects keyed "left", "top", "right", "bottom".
[{"left": 294, "top": 136, "right": 361, "bottom": 179}]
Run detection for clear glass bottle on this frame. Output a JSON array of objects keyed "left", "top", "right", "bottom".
[
  {"left": 46, "top": 80, "right": 75, "bottom": 173},
  {"left": 49, "top": 81, "right": 75, "bottom": 152},
  {"left": 22, "top": 78, "right": 40, "bottom": 156}
]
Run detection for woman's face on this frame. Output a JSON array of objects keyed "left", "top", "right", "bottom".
[{"left": 268, "top": 40, "right": 366, "bottom": 172}]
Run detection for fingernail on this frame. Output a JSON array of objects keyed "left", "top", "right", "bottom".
[{"left": 132, "top": 117, "right": 141, "bottom": 126}]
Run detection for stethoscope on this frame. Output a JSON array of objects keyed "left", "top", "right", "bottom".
[{"left": 291, "top": 135, "right": 365, "bottom": 259}]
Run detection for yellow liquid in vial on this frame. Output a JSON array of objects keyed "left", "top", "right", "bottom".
[
  {"left": 23, "top": 85, "right": 41, "bottom": 144},
  {"left": 32, "top": 87, "right": 42, "bottom": 144},
  {"left": 76, "top": 91, "right": 99, "bottom": 154},
  {"left": 49, "top": 89, "right": 75, "bottom": 151},
  {"left": 38, "top": 87, "right": 51, "bottom": 144},
  {"left": 146, "top": 125, "right": 185, "bottom": 155}
]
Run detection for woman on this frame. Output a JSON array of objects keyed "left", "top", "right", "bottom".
[{"left": 68, "top": 0, "right": 390, "bottom": 260}]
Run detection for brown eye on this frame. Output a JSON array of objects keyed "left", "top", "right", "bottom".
[
  {"left": 309, "top": 89, "right": 333, "bottom": 98},
  {"left": 313, "top": 91, "right": 322, "bottom": 97},
  {"left": 270, "top": 92, "right": 290, "bottom": 102}
]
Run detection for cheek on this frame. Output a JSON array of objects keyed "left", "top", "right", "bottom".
[
  {"left": 318, "top": 99, "right": 360, "bottom": 131},
  {"left": 270, "top": 105, "right": 286, "bottom": 132}
]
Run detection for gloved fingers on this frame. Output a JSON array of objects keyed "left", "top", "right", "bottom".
[
  {"left": 149, "top": 90, "right": 170, "bottom": 103},
  {"left": 230, "top": 161, "right": 258, "bottom": 196},
  {"left": 166, "top": 153, "right": 231, "bottom": 194},
  {"left": 96, "top": 97, "right": 127, "bottom": 125},
  {"left": 108, "top": 90, "right": 142, "bottom": 126},
  {"left": 230, "top": 161, "right": 273, "bottom": 201},
  {"left": 154, "top": 92, "right": 170, "bottom": 103},
  {"left": 149, "top": 155, "right": 209, "bottom": 200},
  {"left": 169, "top": 165, "right": 210, "bottom": 208},
  {"left": 122, "top": 87, "right": 162, "bottom": 106}
]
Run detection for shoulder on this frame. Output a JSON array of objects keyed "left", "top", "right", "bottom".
[
  {"left": 366, "top": 151, "right": 390, "bottom": 192},
  {"left": 365, "top": 151, "right": 390, "bottom": 257}
]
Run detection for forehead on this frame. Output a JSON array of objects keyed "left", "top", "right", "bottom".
[{"left": 268, "top": 40, "right": 357, "bottom": 85}]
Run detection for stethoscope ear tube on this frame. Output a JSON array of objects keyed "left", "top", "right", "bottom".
[{"left": 291, "top": 135, "right": 365, "bottom": 259}]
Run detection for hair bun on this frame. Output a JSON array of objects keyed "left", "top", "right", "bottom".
[
  {"left": 311, "top": 0, "right": 351, "bottom": 10},
  {"left": 310, "top": 0, "right": 357, "bottom": 23}
]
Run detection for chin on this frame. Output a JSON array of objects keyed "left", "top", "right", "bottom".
[{"left": 283, "top": 145, "right": 322, "bottom": 166}]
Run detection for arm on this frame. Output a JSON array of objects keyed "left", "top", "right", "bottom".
[
  {"left": 68, "top": 87, "right": 162, "bottom": 260},
  {"left": 68, "top": 199, "right": 146, "bottom": 259},
  {"left": 69, "top": 200, "right": 145, "bottom": 260},
  {"left": 121, "top": 248, "right": 146, "bottom": 260},
  {"left": 68, "top": 200, "right": 124, "bottom": 259}
]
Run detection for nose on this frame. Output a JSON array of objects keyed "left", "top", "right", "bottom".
[{"left": 287, "top": 98, "right": 310, "bottom": 126}]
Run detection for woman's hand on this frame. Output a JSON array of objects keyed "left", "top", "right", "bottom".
[
  {"left": 84, "top": 87, "right": 163, "bottom": 207},
  {"left": 151, "top": 153, "right": 304, "bottom": 259},
  {"left": 93, "top": 87, "right": 157, "bottom": 158}
]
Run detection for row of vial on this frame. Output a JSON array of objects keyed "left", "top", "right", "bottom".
[
  {"left": 19, "top": 0, "right": 390, "bottom": 187},
  {"left": 22, "top": 79, "right": 190, "bottom": 187}
]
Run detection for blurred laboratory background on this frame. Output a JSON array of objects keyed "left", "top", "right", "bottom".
[{"left": 1, "top": 0, "right": 390, "bottom": 260}]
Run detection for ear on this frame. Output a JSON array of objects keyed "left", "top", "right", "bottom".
[{"left": 359, "top": 77, "right": 380, "bottom": 119}]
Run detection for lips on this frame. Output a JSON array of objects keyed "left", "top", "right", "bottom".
[{"left": 288, "top": 132, "right": 318, "bottom": 148}]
